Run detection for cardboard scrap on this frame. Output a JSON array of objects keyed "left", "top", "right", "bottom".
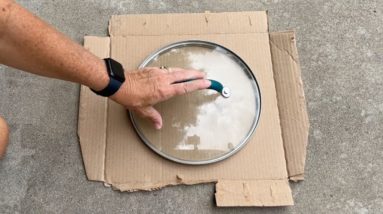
[
  {"left": 215, "top": 180, "right": 293, "bottom": 207},
  {"left": 270, "top": 31, "right": 309, "bottom": 181},
  {"left": 78, "top": 11, "right": 309, "bottom": 207}
]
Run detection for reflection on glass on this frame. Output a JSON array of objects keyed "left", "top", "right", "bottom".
[{"left": 131, "top": 42, "right": 260, "bottom": 164}]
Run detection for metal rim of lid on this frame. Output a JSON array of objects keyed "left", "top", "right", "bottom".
[{"left": 129, "top": 40, "right": 262, "bottom": 165}]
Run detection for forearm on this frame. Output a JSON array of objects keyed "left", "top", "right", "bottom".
[
  {"left": 0, "top": 0, "right": 108, "bottom": 90},
  {"left": 0, "top": 0, "right": 209, "bottom": 131}
]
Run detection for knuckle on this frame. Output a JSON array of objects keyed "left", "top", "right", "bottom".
[
  {"left": 158, "top": 74, "right": 168, "bottom": 82},
  {"left": 171, "top": 71, "right": 182, "bottom": 80},
  {"left": 174, "top": 84, "right": 188, "bottom": 95},
  {"left": 183, "top": 84, "right": 189, "bottom": 94},
  {"left": 186, "top": 81, "right": 200, "bottom": 92},
  {"left": 157, "top": 87, "right": 168, "bottom": 99},
  {"left": 148, "top": 69, "right": 156, "bottom": 76},
  {"left": 131, "top": 100, "right": 142, "bottom": 108},
  {"left": 144, "top": 69, "right": 157, "bottom": 78}
]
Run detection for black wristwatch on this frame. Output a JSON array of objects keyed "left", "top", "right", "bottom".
[{"left": 91, "top": 58, "right": 125, "bottom": 97}]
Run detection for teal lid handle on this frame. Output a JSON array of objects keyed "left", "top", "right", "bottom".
[
  {"left": 208, "top": 79, "right": 231, "bottom": 98},
  {"left": 172, "top": 78, "right": 230, "bottom": 98}
]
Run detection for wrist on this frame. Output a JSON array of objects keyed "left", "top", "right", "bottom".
[
  {"left": 89, "top": 58, "right": 126, "bottom": 97},
  {"left": 87, "top": 58, "right": 109, "bottom": 91}
]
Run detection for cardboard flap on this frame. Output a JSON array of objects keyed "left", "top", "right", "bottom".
[
  {"left": 78, "top": 36, "right": 110, "bottom": 181},
  {"left": 269, "top": 31, "right": 309, "bottom": 181},
  {"left": 109, "top": 11, "right": 268, "bottom": 36},
  {"left": 215, "top": 180, "right": 293, "bottom": 207}
]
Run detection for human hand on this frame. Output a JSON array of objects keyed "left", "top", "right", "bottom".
[{"left": 110, "top": 67, "right": 211, "bottom": 129}]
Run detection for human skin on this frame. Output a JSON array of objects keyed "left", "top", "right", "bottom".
[
  {"left": 0, "top": 117, "right": 8, "bottom": 158},
  {"left": 0, "top": 0, "right": 210, "bottom": 158}
]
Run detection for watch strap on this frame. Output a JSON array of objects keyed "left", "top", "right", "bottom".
[
  {"left": 91, "top": 59, "right": 124, "bottom": 97},
  {"left": 91, "top": 76, "right": 123, "bottom": 97}
]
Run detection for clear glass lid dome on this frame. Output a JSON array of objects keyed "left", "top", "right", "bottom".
[{"left": 130, "top": 41, "right": 261, "bottom": 165}]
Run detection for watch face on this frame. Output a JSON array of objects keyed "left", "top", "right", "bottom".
[
  {"left": 130, "top": 40, "right": 261, "bottom": 165},
  {"left": 107, "top": 58, "right": 126, "bottom": 82}
]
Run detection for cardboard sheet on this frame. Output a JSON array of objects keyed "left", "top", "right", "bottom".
[{"left": 78, "top": 11, "right": 309, "bottom": 207}]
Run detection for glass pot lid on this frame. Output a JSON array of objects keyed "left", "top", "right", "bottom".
[{"left": 130, "top": 40, "right": 261, "bottom": 165}]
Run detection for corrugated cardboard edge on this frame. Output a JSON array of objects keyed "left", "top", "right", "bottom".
[
  {"left": 78, "top": 36, "right": 110, "bottom": 181},
  {"left": 111, "top": 178, "right": 218, "bottom": 192},
  {"left": 269, "top": 31, "right": 309, "bottom": 181},
  {"left": 215, "top": 180, "right": 293, "bottom": 207},
  {"left": 109, "top": 11, "right": 268, "bottom": 36}
]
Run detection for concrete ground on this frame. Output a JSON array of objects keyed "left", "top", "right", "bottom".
[{"left": 0, "top": 0, "right": 382, "bottom": 213}]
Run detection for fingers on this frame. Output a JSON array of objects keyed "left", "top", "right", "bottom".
[
  {"left": 167, "top": 68, "right": 206, "bottom": 83},
  {"left": 134, "top": 106, "right": 163, "bottom": 129},
  {"left": 171, "top": 79, "right": 211, "bottom": 96},
  {"left": 120, "top": 66, "right": 209, "bottom": 108},
  {"left": 154, "top": 67, "right": 211, "bottom": 100},
  {"left": 140, "top": 67, "right": 206, "bottom": 84}
]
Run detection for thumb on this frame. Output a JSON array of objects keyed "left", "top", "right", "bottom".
[{"left": 134, "top": 106, "right": 163, "bottom": 129}]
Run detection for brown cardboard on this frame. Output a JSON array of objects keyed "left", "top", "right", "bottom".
[
  {"left": 269, "top": 32, "right": 309, "bottom": 181},
  {"left": 78, "top": 11, "right": 309, "bottom": 207},
  {"left": 79, "top": 36, "right": 109, "bottom": 181},
  {"left": 215, "top": 180, "right": 293, "bottom": 207}
]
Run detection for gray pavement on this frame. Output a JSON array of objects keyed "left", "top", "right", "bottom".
[{"left": 0, "top": 0, "right": 382, "bottom": 213}]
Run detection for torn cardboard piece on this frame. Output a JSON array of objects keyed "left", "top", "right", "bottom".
[
  {"left": 215, "top": 180, "right": 293, "bottom": 207},
  {"left": 269, "top": 31, "right": 309, "bottom": 181},
  {"left": 78, "top": 11, "right": 309, "bottom": 207}
]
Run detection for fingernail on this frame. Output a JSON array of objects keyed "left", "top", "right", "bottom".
[
  {"left": 154, "top": 122, "right": 162, "bottom": 130},
  {"left": 205, "top": 79, "right": 211, "bottom": 87}
]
